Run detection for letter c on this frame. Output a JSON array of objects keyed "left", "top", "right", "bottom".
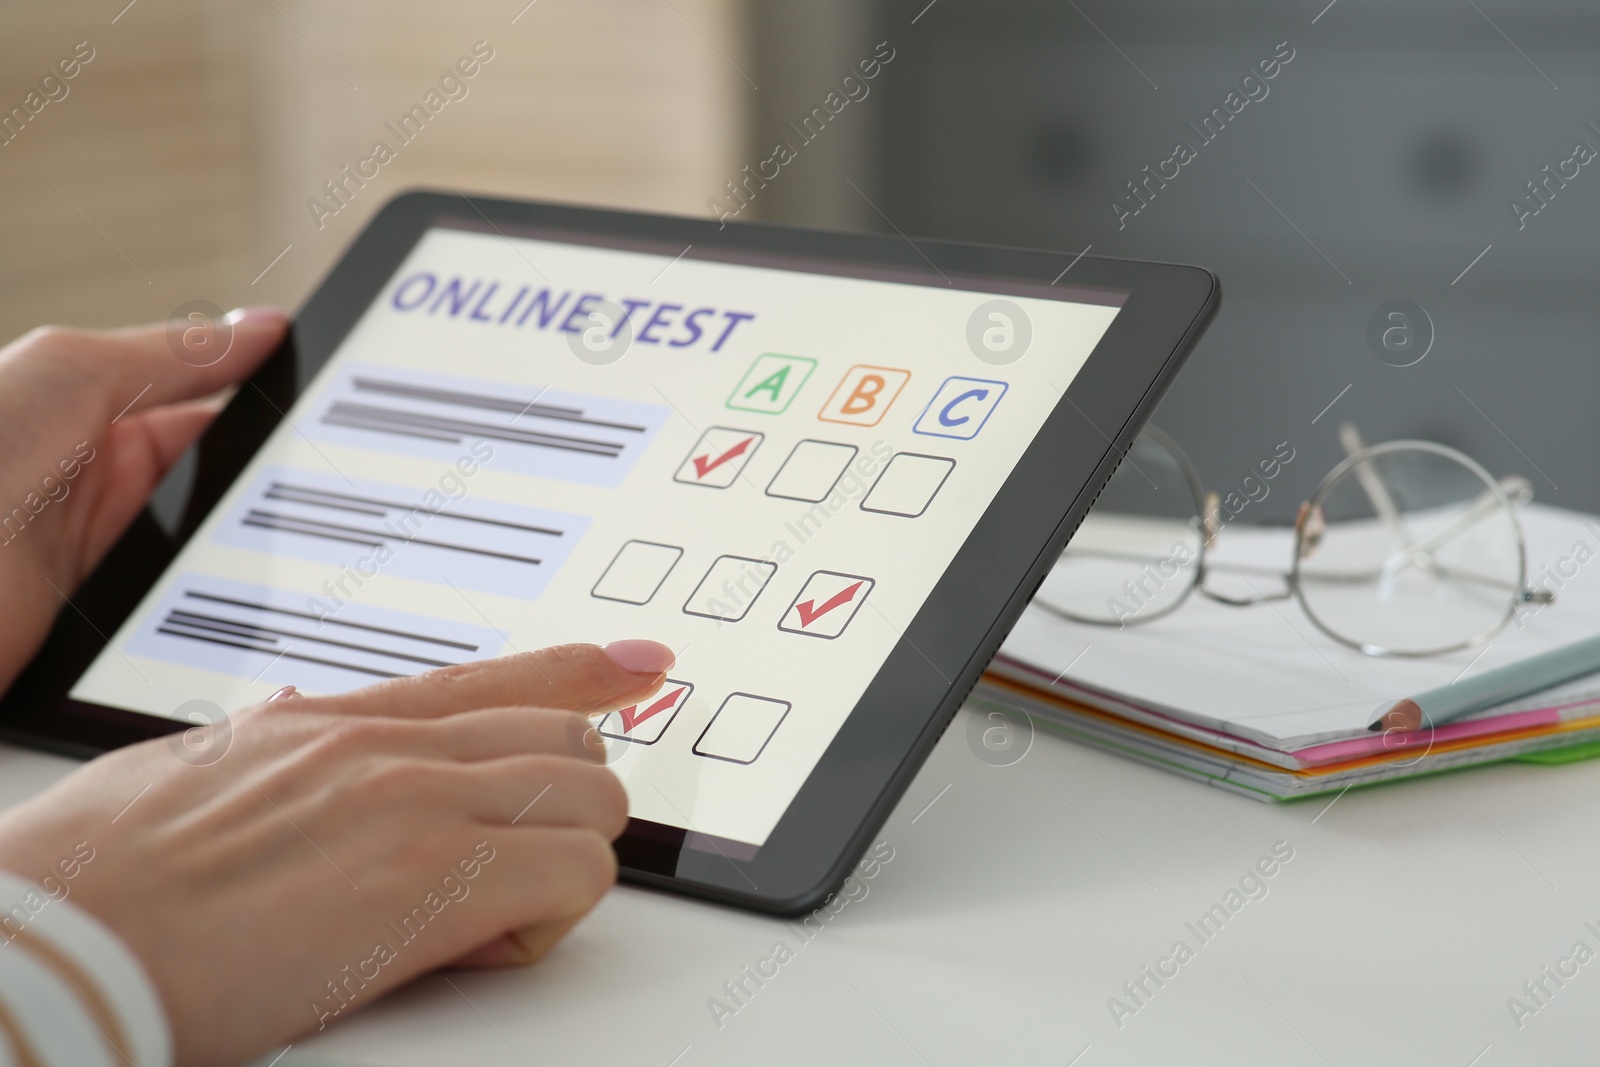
[
  {"left": 1155, "top": 956, "right": 1179, "bottom": 978},
  {"left": 938, "top": 388, "right": 989, "bottom": 427}
]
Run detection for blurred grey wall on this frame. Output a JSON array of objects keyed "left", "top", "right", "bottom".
[{"left": 750, "top": 0, "right": 1600, "bottom": 519}]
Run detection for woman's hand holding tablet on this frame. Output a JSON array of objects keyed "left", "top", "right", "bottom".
[
  {"left": 0, "top": 309, "right": 286, "bottom": 688},
  {"left": 1, "top": 192, "right": 1217, "bottom": 913}
]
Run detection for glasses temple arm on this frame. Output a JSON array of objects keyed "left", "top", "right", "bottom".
[
  {"left": 1380, "top": 478, "right": 1527, "bottom": 577},
  {"left": 1340, "top": 423, "right": 1415, "bottom": 549}
]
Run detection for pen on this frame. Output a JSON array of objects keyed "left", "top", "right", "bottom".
[{"left": 1369, "top": 633, "right": 1600, "bottom": 733}]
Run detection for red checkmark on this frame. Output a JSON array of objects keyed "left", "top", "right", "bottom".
[
  {"left": 617, "top": 686, "right": 686, "bottom": 732},
  {"left": 691, "top": 435, "right": 755, "bottom": 479},
  {"left": 794, "top": 581, "right": 864, "bottom": 628}
]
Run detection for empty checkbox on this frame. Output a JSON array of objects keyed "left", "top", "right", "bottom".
[
  {"left": 860, "top": 453, "right": 955, "bottom": 518},
  {"left": 682, "top": 555, "right": 776, "bottom": 622},
  {"left": 591, "top": 541, "right": 683, "bottom": 605},
  {"left": 765, "top": 440, "right": 858, "bottom": 502},
  {"left": 693, "top": 692, "right": 791, "bottom": 764}
]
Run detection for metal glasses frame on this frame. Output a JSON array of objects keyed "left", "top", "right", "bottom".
[{"left": 1037, "top": 427, "right": 1550, "bottom": 657}]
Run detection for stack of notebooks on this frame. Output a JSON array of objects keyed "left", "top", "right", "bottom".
[{"left": 977, "top": 503, "right": 1600, "bottom": 801}]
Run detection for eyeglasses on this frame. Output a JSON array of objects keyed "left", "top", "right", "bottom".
[{"left": 1035, "top": 423, "right": 1552, "bottom": 657}]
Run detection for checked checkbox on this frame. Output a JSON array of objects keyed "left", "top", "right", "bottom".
[
  {"left": 598, "top": 680, "right": 693, "bottom": 745},
  {"left": 777, "top": 570, "right": 875, "bottom": 639},
  {"left": 674, "top": 428, "right": 763, "bottom": 489}
]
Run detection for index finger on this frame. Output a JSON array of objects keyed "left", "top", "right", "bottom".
[{"left": 322, "top": 641, "right": 675, "bottom": 719}]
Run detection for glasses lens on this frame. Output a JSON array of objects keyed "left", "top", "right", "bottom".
[
  {"left": 1036, "top": 429, "right": 1204, "bottom": 625},
  {"left": 1295, "top": 444, "right": 1523, "bottom": 655}
]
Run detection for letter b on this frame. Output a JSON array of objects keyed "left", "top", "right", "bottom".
[
  {"left": 820, "top": 365, "right": 911, "bottom": 426},
  {"left": 842, "top": 374, "right": 884, "bottom": 415}
]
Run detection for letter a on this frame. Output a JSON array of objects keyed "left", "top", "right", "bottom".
[{"left": 745, "top": 365, "right": 789, "bottom": 403}]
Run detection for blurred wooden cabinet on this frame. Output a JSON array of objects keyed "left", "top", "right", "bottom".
[{"left": 0, "top": 0, "right": 745, "bottom": 341}]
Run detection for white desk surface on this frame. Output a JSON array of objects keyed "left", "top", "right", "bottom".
[{"left": 6, "top": 702, "right": 1598, "bottom": 1066}]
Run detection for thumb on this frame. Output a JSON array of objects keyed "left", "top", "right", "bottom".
[
  {"left": 325, "top": 641, "right": 676, "bottom": 719},
  {"left": 447, "top": 913, "right": 586, "bottom": 969},
  {"left": 0, "top": 307, "right": 287, "bottom": 533}
]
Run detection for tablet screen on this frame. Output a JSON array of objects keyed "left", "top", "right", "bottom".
[{"left": 70, "top": 222, "right": 1124, "bottom": 850}]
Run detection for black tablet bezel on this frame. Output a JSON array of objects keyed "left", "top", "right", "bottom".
[{"left": 0, "top": 190, "right": 1216, "bottom": 916}]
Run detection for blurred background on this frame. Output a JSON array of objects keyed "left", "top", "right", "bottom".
[{"left": 3, "top": 0, "right": 1597, "bottom": 516}]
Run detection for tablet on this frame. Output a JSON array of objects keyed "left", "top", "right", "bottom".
[{"left": 0, "top": 192, "right": 1215, "bottom": 915}]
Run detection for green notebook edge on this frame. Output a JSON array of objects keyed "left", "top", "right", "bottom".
[{"left": 1513, "top": 737, "right": 1600, "bottom": 765}]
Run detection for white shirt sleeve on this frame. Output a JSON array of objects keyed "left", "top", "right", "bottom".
[{"left": 0, "top": 870, "right": 171, "bottom": 1067}]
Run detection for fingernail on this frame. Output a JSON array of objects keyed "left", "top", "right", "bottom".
[
  {"left": 267, "top": 685, "right": 299, "bottom": 702},
  {"left": 224, "top": 305, "right": 288, "bottom": 326},
  {"left": 601, "top": 640, "right": 674, "bottom": 675}
]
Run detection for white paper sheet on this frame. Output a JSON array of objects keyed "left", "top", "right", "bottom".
[{"left": 999, "top": 504, "right": 1600, "bottom": 750}]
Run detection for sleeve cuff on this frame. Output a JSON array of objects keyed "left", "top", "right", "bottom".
[{"left": 0, "top": 869, "right": 172, "bottom": 1067}]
